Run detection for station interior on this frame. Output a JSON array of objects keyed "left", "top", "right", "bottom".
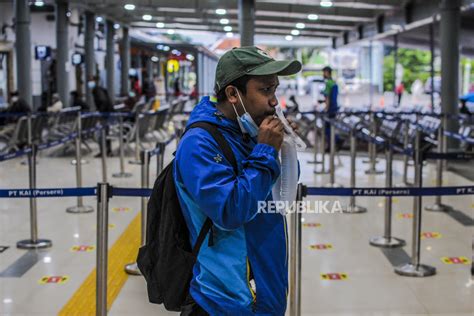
[{"left": 0, "top": 0, "right": 473, "bottom": 315}]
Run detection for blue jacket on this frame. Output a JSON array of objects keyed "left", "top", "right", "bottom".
[{"left": 174, "top": 97, "right": 288, "bottom": 315}]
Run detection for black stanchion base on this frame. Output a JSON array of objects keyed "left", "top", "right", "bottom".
[
  {"left": 128, "top": 159, "right": 142, "bottom": 165},
  {"left": 394, "top": 263, "right": 436, "bottom": 277},
  {"left": 124, "top": 262, "right": 142, "bottom": 275},
  {"left": 342, "top": 205, "right": 367, "bottom": 214},
  {"left": 424, "top": 203, "right": 452, "bottom": 212},
  {"left": 112, "top": 172, "right": 133, "bottom": 178},
  {"left": 369, "top": 236, "right": 406, "bottom": 248},
  {"left": 362, "top": 159, "right": 379, "bottom": 164},
  {"left": 17, "top": 239, "right": 52, "bottom": 249},
  {"left": 66, "top": 205, "right": 94, "bottom": 214},
  {"left": 71, "top": 159, "right": 89, "bottom": 165},
  {"left": 365, "top": 168, "right": 384, "bottom": 175}
]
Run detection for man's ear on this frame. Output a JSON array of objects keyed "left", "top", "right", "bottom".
[{"left": 225, "top": 85, "right": 239, "bottom": 104}]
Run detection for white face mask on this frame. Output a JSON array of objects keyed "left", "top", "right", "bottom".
[
  {"left": 87, "top": 81, "right": 96, "bottom": 89},
  {"left": 231, "top": 89, "right": 259, "bottom": 138},
  {"left": 11, "top": 96, "right": 19, "bottom": 103}
]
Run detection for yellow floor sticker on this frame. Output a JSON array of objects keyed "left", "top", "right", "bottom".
[
  {"left": 321, "top": 273, "right": 348, "bottom": 280},
  {"left": 112, "top": 207, "right": 131, "bottom": 212},
  {"left": 397, "top": 213, "right": 413, "bottom": 219},
  {"left": 303, "top": 223, "right": 321, "bottom": 228},
  {"left": 39, "top": 276, "right": 69, "bottom": 284},
  {"left": 441, "top": 257, "right": 471, "bottom": 265},
  {"left": 310, "top": 244, "right": 333, "bottom": 250},
  {"left": 59, "top": 213, "right": 141, "bottom": 315},
  {"left": 421, "top": 232, "right": 442, "bottom": 239},
  {"left": 70, "top": 245, "right": 95, "bottom": 252}
]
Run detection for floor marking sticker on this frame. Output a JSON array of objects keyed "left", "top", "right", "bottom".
[
  {"left": 310, "top": 244, "right": 333, "bottom": 250},
  {"left": 421, "top": 232, "right": 442, "bottom": 239},
  {"left": 39, "top": 275, "right": 69, "bottom": 284},
  {"left": 112, "top": 207, "right": 130, "bottom": 212},
  {"left": 321, "top": 273, "right": 348, "bottom": 280},
  {"left": 0, "top": 246, "right": 9, "bottom": 253},
  {"left": 397, "top": 213, "right": 413, "bottom": 219},
  {"left": 303, "top": 223, "right": 321, "bottom": 228},
  {"left": 441, "top": 257, "right": 471, "bottom": 265},
  {"left": 71, "top": 245, "right": 95, "bottom": 252},
  {"left": 392, "top": 197, "right": 400, "bottom": 203}
]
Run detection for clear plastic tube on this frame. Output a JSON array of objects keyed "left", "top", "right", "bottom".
[{"left": 274, "top": 105, "right": 307, "bottom": 151}]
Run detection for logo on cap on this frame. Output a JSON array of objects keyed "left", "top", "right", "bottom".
[{"left": 257, "top": 49, "right": 271, "bottom": 58}]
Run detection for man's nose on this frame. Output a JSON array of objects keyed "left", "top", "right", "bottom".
[{"left": 270, "top": 95, "right": 279, "bottom": 107}]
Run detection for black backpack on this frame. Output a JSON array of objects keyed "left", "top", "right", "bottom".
[{"left": 137, "top": 121, "right": 237, "bottom": 311}]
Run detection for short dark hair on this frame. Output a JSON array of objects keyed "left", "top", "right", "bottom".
[
  {"left": 322, "top": 66, "right": 332, "bottom": 73},
  {"left": 215, "top": 75, "right": 251, "bottom": 103}
]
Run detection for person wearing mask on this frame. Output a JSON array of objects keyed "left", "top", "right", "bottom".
[{"left": 174, "top": 46, "right": 301, "bottom": 315}]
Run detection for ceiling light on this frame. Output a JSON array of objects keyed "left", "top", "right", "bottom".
[
  {"left": 296, "top": 23, "right": 305, "bottom": 29},
  {"left": 216, "top": 9, "right": 227, "bottom": 15},
  {"left": 96, "top": 16, "right": 103, "bottom": 23},
  {"left": 308, "top": 14, "right": 319, "bottom": 20},
  {"left": 285, "top": 35, "right": 293, "bottom": 41},
  {"left": 151, "top": 56, "right": 159, "bottom": 62},
  {"left": 124, "top": 4, "right": 135, "bottom": 10},
  {"left": 143, "top": 14, "right": 152, "bottom": 21},
  {"left": 163, "top": 46, "right": 170, "bottom": 51},
  {"left": 320, "top": 1, "right": 333, "bottom": 7},
  {"left": 291, "top": 29, "right": 300, "bottom": 36},
  {"left": 226, "top": 32, "right": 234, "bottom": 38},
  {"left": 66, "top": 11, "right": 72, "bottom": 17},
  {"left": 34, "top": 1, "right": 45, "bottom": 7},
  {"left": 223, "top": 26, "right": 232, "bottom": 32},
  {"left": 220, "top": 18, "right": 229, "bottom": 25},
  {"left": 156, "top": 22, "right": 165, "bottom": 28},
  {"left": 114, "top": 23, "right": 120, "bottom": 29},
  {"left": 167, "top": 29, "right": 175, "bottom": 35},
  {"left": 186, "top": 54, "right": 195, "bottom": 61}
]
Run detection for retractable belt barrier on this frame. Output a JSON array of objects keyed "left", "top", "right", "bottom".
[{"left": 2, "top": 185, "right": 473, "bottom": 199}]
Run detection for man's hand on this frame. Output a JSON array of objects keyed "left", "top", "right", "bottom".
[
  {"left": 258, "top": 116, "right": 284, "bottom": 151},
  {"left": 286, "top": 118, "right": 299, "bottom": 133}
]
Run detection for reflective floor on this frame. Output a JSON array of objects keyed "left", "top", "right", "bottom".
[{"left": 0, "top": 143, "right": 472, "bottom": 315}]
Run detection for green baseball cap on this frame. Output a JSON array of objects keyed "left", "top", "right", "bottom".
[{"left": 214, "top": 46, "right": 302, "bottom": 93}]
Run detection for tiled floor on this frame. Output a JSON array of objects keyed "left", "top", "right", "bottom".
[{"left": 0, "top": 143, "right": 472, "bottom": 315}]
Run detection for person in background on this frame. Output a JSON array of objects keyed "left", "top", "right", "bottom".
[
  {"left": 90, "top": 76, "right": 113, "bottom": 156},
  {"left": 46, "top": 93, "right": 63, "bottom": 113},
  {"left": 395, "top": 82, "right": 404, "bottom": 107},
  {"left": 70, "top": 91, "right": 90, "bottom": 111},
  {"left": 173, "top": 76, "right": 181, "bottom": 96},
  {"left": 130, "top": 75, "right": 142, "bottom": 97},
  {"left": 7, "top": 91, "right": 31, "bottom": 118},
  {"left": 321, "top": 66, "right": 340, "bottom": 151},
  {"left": 142, "top": 71, "right": 156, "bottom": 102}
]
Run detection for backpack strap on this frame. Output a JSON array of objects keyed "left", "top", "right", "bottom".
[
  {"left": 185, "top": 121, "right": 238, "bottom": 255},
  {"left": 186, "top": 121, "right": 238, "bottom": 173}
]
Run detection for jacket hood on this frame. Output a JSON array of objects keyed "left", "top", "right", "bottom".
[{"left": 186, "top": 96, "right": 241, "bottom": 134}]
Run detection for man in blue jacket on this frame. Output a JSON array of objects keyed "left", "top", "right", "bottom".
[{"left": 174, "top": 46, "right": 301, "bottom": 315}]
